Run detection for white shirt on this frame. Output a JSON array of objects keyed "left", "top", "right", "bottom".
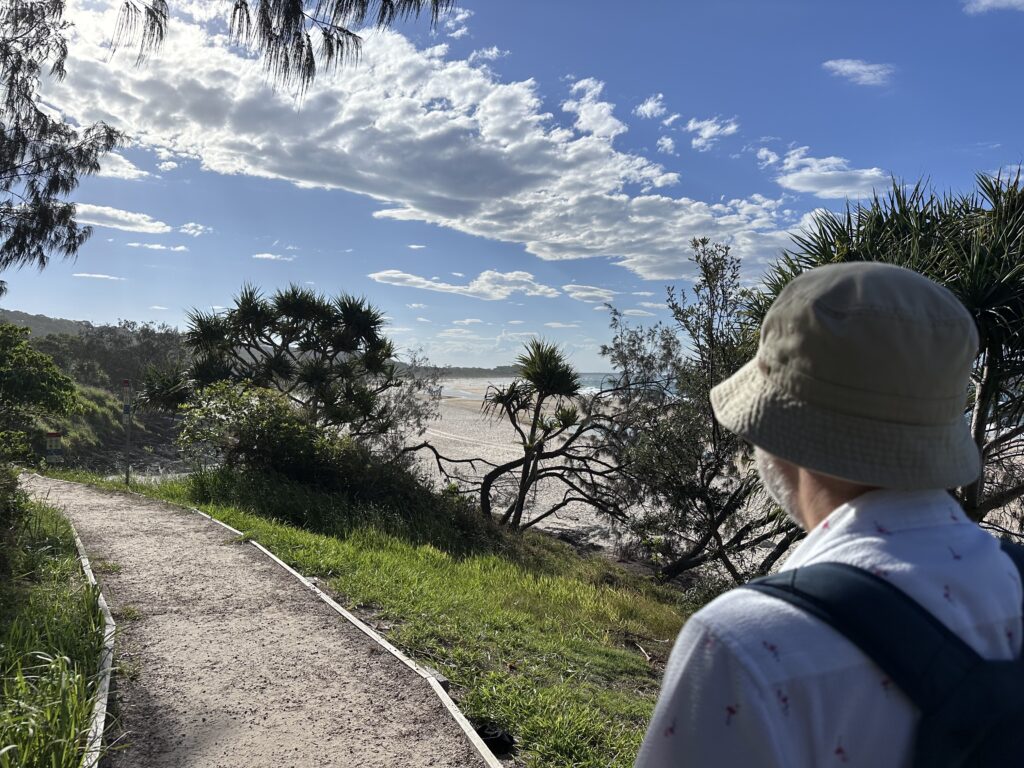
[{"left": 635, "top": 489, "right": 1023, "bottom": 768}]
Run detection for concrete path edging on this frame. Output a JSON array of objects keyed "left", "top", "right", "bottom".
[
  {"left": 41, "top": 475, "right": 504, "bottom": 768},
  {"left": 68, "top": 516, "right": 117, "bottom": 768}
]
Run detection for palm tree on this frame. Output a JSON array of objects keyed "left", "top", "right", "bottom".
[
  {"left": 113, "top": 0, "right": 455, "bottom": 92},
  {"left": 748, "top": 173, "right": 1024, "bottom": 526},
  {"left": 482, "top": 340, "right": 581, "bottom": 529}
]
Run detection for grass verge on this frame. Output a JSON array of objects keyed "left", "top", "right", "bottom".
[
  {"left": 1, "top": 498, "right": 105, "bottom": 768},
  {"left": 46, "top": 468, "right": 695, "bottom": 767}
]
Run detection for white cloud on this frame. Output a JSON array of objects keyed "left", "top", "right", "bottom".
[
  {"left": 445, "top": 8, "right": 472, "bottom": 38},
  {"left": 632, "top": 291, "right": 655, "bottom": 296},
  {"left": 125, "top": 242, "right": 188, "bottom": 251},
  {"left": 179, "top": 221, "right": 211, "bottom": 237},
  {"left": 468, "top": 46, "right": 508, "bottom": 64},
  {"left": 252, "top": 252, "right": 296, "bottom": 261},
  {"left": 685, "top": 117, "right": 740, "bottom": 151},
  {"left": 656, "top": 136, "right": 676, "bottom": 155},
  {"left": 97, "top": 152, "right": 150, "bottom": 180},
  {"left": 438, "top": 327, "right": 476, "bottom": 338},
  {"left": 963, "top": 0, "right": 1024, "bottom": 12},
  {"left": 416, "top": 316, "right": 431, "bottom": 323},
  {"left": 157, "top": 160, "right": 179, "bottom": 171},
  {"left": 638, "top": 301, "right": 665, "bottom": 309},
  {"left": 634, "top": 93, "right": 667, "bottom": 119},
  {"left": 149, "top": 304, "right": 168, "bottom": 310},
  {"left": 775, "top": 147, "right": 887, "bottom": 199},
  {"left": 593, "top": 305, "right": 611, "bottom": 311},
  {"left": 562, "top": 78, "right": 627, "bottom": 140},
  {"left": 507, "top": 320, "right": 524, "bottom": 325},
  {"left": 453, "top": 318, "right": 483, "bottom": 325},
  {"left": 46, "top": 8, "right": 795, "bottom": 281},
  {"left": 369, "top": 269, "right": 559, "bottom": 300},
  {"left": 623, "top": 309, "right": 655, "bottom": 317},
  {"left": 406, "top": 303, "right": 427, "bottom": 309},
  {"left": 757, "top": 147, "right": 780, "bottom": 168},
  {"left": 544, "top": 322, "right": 579, "bottom": 328},
  {"left": 408, "top": 244, "right": 427, "bottom": 249},
  {"left": 285, "top": 244, "right": 299, "bottom": 250},
  {"left": 451, "top": 271, "right": 464, "bottom": 277},
  {"left": 73, "top": 272, "right": 126, "bottom": 280},
  {"left": 76, "top": 203, "right": 172, "bottom": 233},
  {"left": 662, "top": 113, "right": 681, "bottom": 127},
  {"left": 822, "top": 59, "right": 895, "bottom": 87},
  {"left": 562, "top": 284, "right": 618, "bottom": 303}
]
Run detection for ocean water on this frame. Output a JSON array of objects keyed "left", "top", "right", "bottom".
[{"left": 441, "top": 373, "right": 616, "bottom": 399}]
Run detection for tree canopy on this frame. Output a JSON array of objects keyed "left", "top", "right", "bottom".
[
  {"left": 0, "top": 0, "right": 120, "bottom": 296},
  {"left": 749, "top": 174, "right": 1024, "bottom": 526}
]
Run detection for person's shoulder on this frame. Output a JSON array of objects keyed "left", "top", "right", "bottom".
[{"left": 688, "top": 582, "right": 866, "bottom": 682}]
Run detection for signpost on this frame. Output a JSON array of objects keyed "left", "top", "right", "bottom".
[
  {"left": 122, "top": 379, "right": 132, "bottom": 486},
  {"left": 45, "top": 431, "right": 64, "bottom": 465}
]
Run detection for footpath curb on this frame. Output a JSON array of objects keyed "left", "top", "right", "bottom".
[
  {"left": 36, "top": 475, "right": 504, "bottom": 768},
  {"left": 68, "top": 517, "right": 117, "bottom": 768}
]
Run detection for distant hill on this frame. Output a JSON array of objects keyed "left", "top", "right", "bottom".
[
  {"left": 0, "top": 308, "right": 93, "bottom": 338},
  {"left": 430, "top": 364, "right": 521, "bottom": 378}
]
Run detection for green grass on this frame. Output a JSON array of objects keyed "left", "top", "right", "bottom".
[
  {"left": 0, "top": 500, "right": 105, "bottom": 768},
  {"left": 47, "top": 468, "right": 695, "bottom": 767}
]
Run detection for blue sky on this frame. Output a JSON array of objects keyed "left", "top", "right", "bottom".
[{"left": 4, "top": 0, "right": 1022, "bottom": 368}]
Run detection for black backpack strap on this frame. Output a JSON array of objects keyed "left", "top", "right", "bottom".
[
  {"left": 745, "top": 563, "right": 982, "bottom": 713},
  {"left": 999, "top": 539, "right": 1024, "bottom": 617}
]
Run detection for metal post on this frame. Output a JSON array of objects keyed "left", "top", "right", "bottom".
[{"left": 122, "top": 379, "right": 131, "bottom": 486}]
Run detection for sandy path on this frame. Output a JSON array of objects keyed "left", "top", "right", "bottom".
[{"left": 22, "top": 475, "right": 486, "bottom": 768}]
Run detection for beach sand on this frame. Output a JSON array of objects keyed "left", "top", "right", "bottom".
[{"left": 412, "top": 378, "right": 619, "bottom": 549}]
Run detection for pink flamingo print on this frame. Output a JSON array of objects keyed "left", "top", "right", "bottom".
[
  {"left": 943, "top": 585, "right": 954, "bottom": 603},
  {"left": 835, "top": 740, "right": 849, "bottom": 763},
  {"left": 663, "top": 718, "right": 676, "bottom": 738},
  {"left": 725, "top": 704, "right": 739, "bottom": 726},
  {"left": 874, "top": 521, "right": 892, "bottom": 535},
  {"left": 762, "top": 640, "right": 781, "bottom": 661},
  {"left": 776, "top": 688, "right": 790, "bottom": 716},
  {"left": 948, "top": 546, "right": 962, "bottom": 561}
]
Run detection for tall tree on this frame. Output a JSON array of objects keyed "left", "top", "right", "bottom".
[
  {"left": 749, "top": 175, "right": 1024, "bottom": 527},
  {"left": 0, "top": 0, "right": 120, "bottom": 296},
  {"left": 414, "top": 339, "right": 633, "bottom": 531},
  {"left": 602, "top": 239, "right": 799, "bottom": 582},
  {"left": 181, "top": 283, "right": 439, "bottom": 456},
  {"left": 114, "top": 0, "right": 455, "bottom": 92}
]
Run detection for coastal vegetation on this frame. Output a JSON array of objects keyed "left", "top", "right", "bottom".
[
  {"left": 48, "top": 466, "right": 694, "bottom": 768},
  {"left": 0, "top": 475, "right": 105, "bottom": 767}
]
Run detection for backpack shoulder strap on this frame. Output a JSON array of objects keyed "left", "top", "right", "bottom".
[{"left": 745, "top": 562, "right": 982, "bottom": 712}]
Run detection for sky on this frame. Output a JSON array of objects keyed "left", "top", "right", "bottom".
[{"left": 3, "top": 0, "right": 1023, "bottom": 369}]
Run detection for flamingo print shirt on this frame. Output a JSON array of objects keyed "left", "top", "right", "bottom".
[{"left": 635, "top": 489, "right": 1023, "bottom": 768}]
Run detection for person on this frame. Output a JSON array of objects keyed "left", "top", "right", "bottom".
[{"left": 634, "top": 262, "right": 1023, "bottom": 767}]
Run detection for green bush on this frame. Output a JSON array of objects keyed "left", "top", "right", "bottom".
[{"left": 0, "top": 502, "right": 104, "bottom": 767}]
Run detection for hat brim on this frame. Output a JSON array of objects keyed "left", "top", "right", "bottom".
[{"left": 710, "top": 358, "right": 982, "bottom": 490}]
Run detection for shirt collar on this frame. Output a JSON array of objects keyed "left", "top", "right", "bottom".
[{"left": 780, "top": 488, "right": 965, "bottom": 571}]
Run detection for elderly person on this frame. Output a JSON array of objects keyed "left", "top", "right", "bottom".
[{"left": 635, "top": 262, "right": 1024, "bottom": 767}]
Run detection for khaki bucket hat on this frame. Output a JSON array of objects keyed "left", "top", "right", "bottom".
[{"left": 710, "top": 262, "right": 981, "bottom": 489}]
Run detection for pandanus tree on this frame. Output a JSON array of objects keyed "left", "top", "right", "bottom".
[
  {"left": 162, "top": 283, "right": 439, "bottom": 456},
  {"left": 415, "top": 339, "right": 632, "bottom": 531},
  {"left": 747, "top": 174, "right": 1024, "bottom": 527}
]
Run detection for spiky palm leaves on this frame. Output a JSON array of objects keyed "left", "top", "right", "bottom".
[
  {"left": 114, "top": 0, "right": 455, "bottom": 93},
  {"left": 182, "top": 283, "right": 406, "bottom": 440},
  {"left": 750, "top": 172, "right": 1024, "bottom": 523}
]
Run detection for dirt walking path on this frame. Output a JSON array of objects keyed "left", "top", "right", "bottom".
[{"left": 22, "top": 475, "right": 487, "bottom": 768}]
